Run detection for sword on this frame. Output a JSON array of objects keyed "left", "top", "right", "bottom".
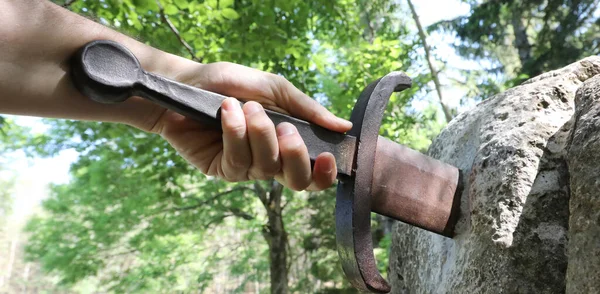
[{"left": 70, "top": 40, "right": 462, "bottom": 293}]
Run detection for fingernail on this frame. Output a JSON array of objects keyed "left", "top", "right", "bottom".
[
  {"left": 277, "top": 122, "right": 296, "bottom": 137},
  {"left": 244, "top": 102, "right": 262, "bottom": 115},
  {"left": 322, "top": 154, "right": 334, "bottom": 174},
  {"left": 222, "top": 98, "right": 238, "bottom": 112},
  {"left": 340, "top": 119, "right": 353, "bottom": 129}
]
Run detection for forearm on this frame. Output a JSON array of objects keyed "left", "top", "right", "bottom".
[{"left": 0, "top": 0, "right": 196, "bottom": 129}]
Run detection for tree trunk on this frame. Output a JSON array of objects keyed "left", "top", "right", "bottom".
[
  {"left": 510, "top": 3, "right": 532, "bottom": 73},
  {"left": 407, "top": 0, "right": 453, "bottom": 123},
  {"left": 257, "top": 180, "right": 289, "bottom": 294},
  {"left": 5, "top": 237, "right": 18, "bottom": 283}
]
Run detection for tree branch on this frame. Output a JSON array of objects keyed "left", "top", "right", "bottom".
[
  {"left": 268, "top": 180, "right": 284, "bottom": 206},
  {"left": 407, "top": 0, "right": 454, "bottom": 123},
  {"left": 446, "top": 76, "right": 468, "bottom": 87},
  {"left": 254, "top": 181, "right": 268, "bottom": 208},
  {"left": 103, "top": 249, "right": 138, "bottom": 259},
  {"left": 205, "top": 214, "right": 232, "bottom": 228},
  {"left": 154, "top": 0, "right": 203, "bottom": 63},
  {"left": 359, "top": 2, "right": 376, "bottom": 43},
  {"left": 281, "top": 198, "right": 290, "bottom": 212},
  {"left": 228, "top": 207, "right": 254, "bottom": 220},
  {"left": 171, "top": 187, "right": 253, "bottom": 212}
]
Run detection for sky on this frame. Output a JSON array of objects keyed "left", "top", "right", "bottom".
[{"left": 2, "top": 0, "right": 472, "bottom": 217}]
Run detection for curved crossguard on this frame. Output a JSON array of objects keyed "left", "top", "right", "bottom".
[
  {"left": 336, "top": 73, "right": 411, "bottom": 293},
  {"left": 71, "top": 40, "right": 462, "bottom": 293}
]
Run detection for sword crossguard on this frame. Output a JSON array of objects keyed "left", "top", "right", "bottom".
[{"left": 336, "top": 73, "right": 412, "bottom": 293}]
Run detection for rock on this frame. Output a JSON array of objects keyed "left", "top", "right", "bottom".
[
  {"left": 566, "top": 74, "right": 600, "bottom": 293},
  {"left": 389, "top": 57, "right": 600, "bottom": 293}
]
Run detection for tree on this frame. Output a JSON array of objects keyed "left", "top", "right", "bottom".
[
  {"left": 433, "top": 0, "right": 600, "bottom": 97},
  {"left": 22, "top": 0, "right": 441, "bottom": 293}
]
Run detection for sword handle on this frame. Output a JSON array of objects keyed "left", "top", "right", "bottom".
[{"left": 70, "top": 40, "right": 354, "bottom": 175}]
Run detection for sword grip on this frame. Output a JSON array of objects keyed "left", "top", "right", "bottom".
[{"left": 70, "top": 40, "right": 354, "bottom": 175}]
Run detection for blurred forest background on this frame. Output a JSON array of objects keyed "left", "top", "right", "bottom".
[{"left": 1, "top": 0, "right": 599, "bottom": 293}]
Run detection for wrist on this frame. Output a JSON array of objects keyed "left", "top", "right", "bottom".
[{"left": 120, "top": 50, "right": 202, "bottom": 132}]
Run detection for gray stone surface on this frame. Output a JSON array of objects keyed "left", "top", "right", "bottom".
[
  {"left": 566, "top": 75, "right": 600, "bottom": 293},
  {"left": 389, "top": 57, "right": 600, "bottom": 293}
]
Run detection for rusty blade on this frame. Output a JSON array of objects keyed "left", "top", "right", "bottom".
[{"left": 370, "top": 137, "right": 461, "bottom": 236}]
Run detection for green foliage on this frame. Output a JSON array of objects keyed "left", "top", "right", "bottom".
[
  {"left": 0, "top": 172, "right": 14, "bottom": 226},
  {"left": 23, "top": 120, "right": 260, "bottom": 290},
  {"left": 22, "top": 0, "right": 443, "bottom": 292},
  {"left": 0, "top": 117, "right": 22, "bottom": 226},
  {"left": 293, "top": 189, "right": 356, "bottom": 293}
]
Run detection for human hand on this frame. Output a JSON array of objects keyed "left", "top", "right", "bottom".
[
  {"left": 142, "top": 62, "right": 352, "bottom": 191},
  {"left": 0, "top": 1, "right": 349, "bottom": 192}
]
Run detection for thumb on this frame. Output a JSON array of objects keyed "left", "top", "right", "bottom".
[{"left": 273, "top": 77, "right": 352, "bottom": 133}]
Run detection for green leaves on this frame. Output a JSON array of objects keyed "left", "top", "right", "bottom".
[
  {"left": 163, "top": 4, "right": 179, "bottom": 15},
  {"left": 173, "top": 0, "right": 188, "bottom": 9},
  {"left": 220, "top": 0, "right": 235, "bottom": 8},
  {"left": 132, "top": 0, "right": 159, "bottom": 11},
  {"left": 221, "top": 8, "right": 240, "bottom": 20}
]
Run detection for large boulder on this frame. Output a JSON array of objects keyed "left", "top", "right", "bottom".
[{"left": 389, "top": 57, "right": 600, "bottom": 293}]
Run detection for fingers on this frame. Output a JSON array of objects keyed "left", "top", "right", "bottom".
[
  {"left": 221, "top": 99, "right": 281, "bottom": 181},
  {"left": 221, "top": 99, "right": 337, "bottom": 191},
  {"left": 243, "top": 102, "right": 281, "bottom": 180},
  {"left": 275, "top": 123, "right": 312, "bottom": 191},
  {"left": 220, "top": 98, "right": 251, "bottom": 181},
  {"left": 307, "top": 152, "right": 337, "bottom": 191}
]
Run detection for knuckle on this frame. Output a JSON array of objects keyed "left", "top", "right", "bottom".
[
  {"left": 247, "top": 119, "right": 274, "bottom": 137},
  {"left": 271, "top": 75, "right": 292, "bottom": 98},
  {"left": 223, "top": 122, "right": 247, "bottom": 139},
  {"left": 272, "top": 74, "right": 291, "bottom": 88},
  {"left": 272, "top": 74, "right": 287, "bottom": 85},
  {"left": 280, "top": 139, "right": 306, "bottom": 157}
]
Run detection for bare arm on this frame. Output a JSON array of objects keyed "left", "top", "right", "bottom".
[
  {"left": 0, "top": 0, "right": 351, "bottom": 191},
  {"left": 0, "top": 0, "right": 193, "bottom": 128}
]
